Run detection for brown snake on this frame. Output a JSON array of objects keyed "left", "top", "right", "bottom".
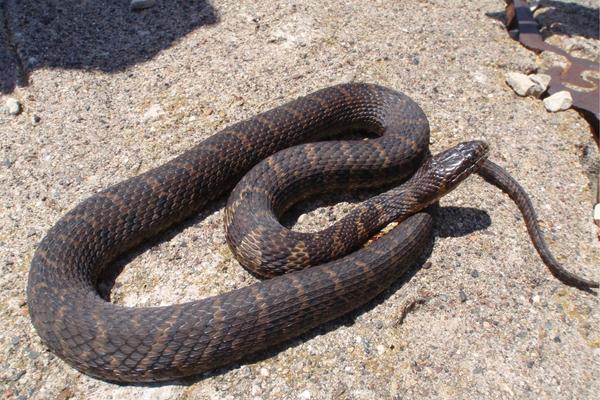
[{"left": 27, "top": 83, "right": 598, "bottom": 383}]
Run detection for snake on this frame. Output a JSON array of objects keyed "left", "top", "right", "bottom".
[{"left": 26, "top": 83, "right": 598, "bottom": 383}]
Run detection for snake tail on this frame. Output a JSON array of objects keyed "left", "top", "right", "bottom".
[{"left": 478, "top": 159, "right": 599, "bottom": 289}]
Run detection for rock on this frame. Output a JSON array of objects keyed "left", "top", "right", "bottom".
[
  {"left": 528, "top": 73, "right": 551, "bottom": 98},
  {"left": 299, "top": 390, "right": 311, "bottom": 400},
  {"left": 470, "top": 270, "right": 479, "bottom": 278},
  {"left": 593, "top": 203, "right": 600, "bottom": 224},
  {"left": 459, "top": 289, "right": 467, "bottom": 303},
  {"left": 506, "top": 72, "right": 535, "bottom": 96},
  {"left": 543, "top": 91, "right": 572, "bottom": 112},
  {"left": 3, "top": 97, "right": 21, "bottom": 115},
  {"left": 130, "top": 0, "right": 156, "bottom": 11}
]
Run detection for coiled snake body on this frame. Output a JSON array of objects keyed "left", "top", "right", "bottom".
[{"left": 27, "top": 83, "right": 598, "bottom": 382}]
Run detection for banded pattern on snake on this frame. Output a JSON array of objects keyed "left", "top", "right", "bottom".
[{"left": 26, "top": 83, "right": 598, "bottom": 382}]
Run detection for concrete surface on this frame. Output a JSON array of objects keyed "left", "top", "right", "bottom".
[{"left": 1, "top": 0, "right": 599, "bottom": 399}]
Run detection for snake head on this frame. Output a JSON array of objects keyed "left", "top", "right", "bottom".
[
  {"left": 406, "top": 140, "right": 489, "bottom": 206},
  {"left": 431, "top": 140, "right": 489, "bottom": 188}
]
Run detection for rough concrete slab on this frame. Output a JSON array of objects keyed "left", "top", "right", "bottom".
[{"left": 1, "top": 1, "right": 599, "bottom": 399}]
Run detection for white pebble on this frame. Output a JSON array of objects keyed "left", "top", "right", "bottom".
[
  {"left": 528, "top": 74, "right": 551, "bottom": 98},
  {"left": 3, "top": 97, "right": 21, "bottom": 115},
  {"left": 299, "top": 390, "right": 311, "bottom": 400},
  {"left": 506, "top": 72, "right": 535, "bottom": 96},
  {"left": 259, "top": 367, "right": 269, "bottom": 377},
  {"left": 543, "top": 91, "right": 573, "bottom": 112},
  {"left": 593, "top": 203, "right": 600, "bottom": 224}
]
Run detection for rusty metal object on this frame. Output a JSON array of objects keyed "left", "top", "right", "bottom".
[{"left": 505, "top": 0, "right": 599, "bottom": 139}]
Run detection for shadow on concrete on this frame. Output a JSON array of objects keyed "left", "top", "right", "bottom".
[{"left": 1, "top": 0, "right": 218, "bottom": 93}]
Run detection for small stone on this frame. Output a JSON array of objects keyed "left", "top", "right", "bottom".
[
  {"left": 528, "top": 73, "right": 551, "bottom": 98},
  {"left": 543, "top": 91, "right": 572, "bottom": 112},
  {"left": 531, "top": 294, "right": 540, "bottom": 304},
  {"left": 130, "top": 0, "right": 155, "bottom": 11},
  {"left": 259, "top": 367, "right": 269, "bottom": 377},
  {"left": 470, "top": 270, "right": 479, "bottom": 278},
  {"left": 376, "top": 344, "right": 385, "bottom": 355},
  {"left": 31, "top": 114, "right": 41, "bottom": 124},
  {"left": 506, "top": 72, "right": 535, "bottom": 96},
  {"left": 553, "top": 336, "right": 561, "bottom": 343},
  {"left": 459, "top": 289, "right": 467, "bottom": 302},
  {"left": 299, "top": 390, "right": 311, "bottom": 400},
  {"left": 3, "top": 97, "right": 21, "bottom": 115}
]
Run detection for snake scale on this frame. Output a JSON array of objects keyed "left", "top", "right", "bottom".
[{"left": 27, "top": 83, "right": 598, "bottom": 383}]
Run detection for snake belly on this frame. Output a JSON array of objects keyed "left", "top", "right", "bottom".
[{"left": 26, "top": 83, "right": 434, "bottom": 382}]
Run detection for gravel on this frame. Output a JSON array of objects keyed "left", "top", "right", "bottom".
[{"left": 1, "top": 0, "right": 599, "bottom": 399}]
